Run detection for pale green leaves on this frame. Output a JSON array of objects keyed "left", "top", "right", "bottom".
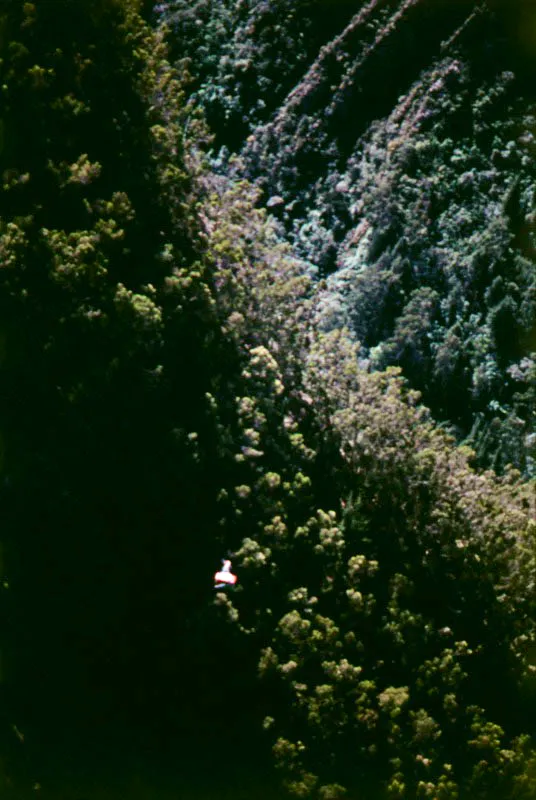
[
  {"left": 0, "top": 221, "right": 27, "bottom": 268},
  {"left": 114, "top": 283, "right": 163, "bottom": 332},
  {"left": 42, "top": 227, "right": 108, "bottom": 285}
]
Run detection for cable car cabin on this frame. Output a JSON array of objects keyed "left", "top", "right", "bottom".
[{"left": 214, "top": 559, "right": 237, "bottom": 589}]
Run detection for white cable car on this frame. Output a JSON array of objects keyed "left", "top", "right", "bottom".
[{"left": 214, "top": 558, "right": 237, "bottom": 589}]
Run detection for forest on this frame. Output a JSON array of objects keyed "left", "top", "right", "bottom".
[{"left": 0, "top": 1, "right": 534, "bottom": 798}]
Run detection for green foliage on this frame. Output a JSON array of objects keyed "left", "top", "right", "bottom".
[
  {"left": 159, "top": 0, "right": 359, "bottom": 149},
  {"left": 1, "top": 4, "right": 535, "bottom": 800},
  {"left": 160, "top": 0, "right": 536, "bottom": 477},
  {"left": 223, "top": 322, "right": 536, "bottom": 798}
]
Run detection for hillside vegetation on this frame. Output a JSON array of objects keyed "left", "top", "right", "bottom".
[
  {"left": 162, "top": 0, "right": 536, "bottom": 476},
  {"left": 0, "top": 2, "right": 534, "bottom": 799}
]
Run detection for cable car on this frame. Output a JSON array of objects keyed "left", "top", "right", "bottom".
[{"left": 214, "top": 559, "right": 237, "bottom": 589}]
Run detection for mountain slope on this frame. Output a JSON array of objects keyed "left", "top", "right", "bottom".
[
  {"left": 0, "top": 3, "right": 535, "bottom": 798},
  {"left": 162, "top": 0, "right": 536, "bottom": 476}
]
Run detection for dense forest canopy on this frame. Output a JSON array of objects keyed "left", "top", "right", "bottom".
[
  {"left": 0, "top": 1, "right": 534, "bottom": 798},
  {"left": 161, "top": 0, "right": 536, "bottom": 477}
]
